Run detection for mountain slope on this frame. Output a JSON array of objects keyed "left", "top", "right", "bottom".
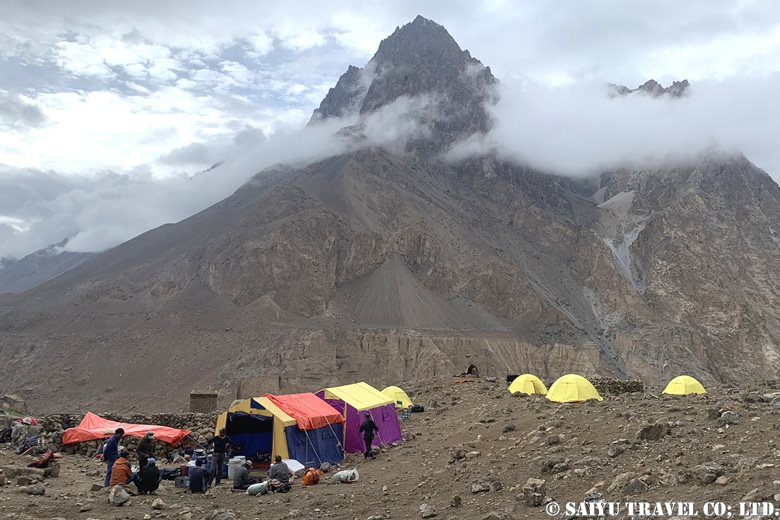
[
  {"left": 0, "top": 16, "right": 778, "bottom": 413},
  {"left": 0, "top": 239, "right": 96, "bottom": 294}
]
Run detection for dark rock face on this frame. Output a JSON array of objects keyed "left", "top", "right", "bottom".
[
  {"left": 309, "top": 65, "right": 367, "bottom": 123},
  {"left": 310, "top": 16, "right": 497, "bottom": 153}
]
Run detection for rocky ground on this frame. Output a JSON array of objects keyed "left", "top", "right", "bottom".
[{"left": 2, "top": 377, "right": 780, "bottom": 520}]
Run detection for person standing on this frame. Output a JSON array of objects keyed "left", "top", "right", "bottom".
[
  {"left": 136, "top": 431, "right": 156, "bottom": 469},
  {"left": 206, "top": 429, "right": 231, "bottom": 485},
  {"left": 103, "top": 428, "right": 125, "bottom": 488},
  {"left": 359, "top": 413, "right": 379, "bottom": 459}
]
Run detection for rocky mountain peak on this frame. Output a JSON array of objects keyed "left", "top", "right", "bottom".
[
  {"left": 610, "top": 78, "right": 690, "bottom": 98},
  {"left": 309, "top": 16, "right": 497, "bottom": 153}
]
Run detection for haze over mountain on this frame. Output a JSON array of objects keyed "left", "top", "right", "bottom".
[{"left": 1, "top": 16, "right": 779, "bottom": 413}]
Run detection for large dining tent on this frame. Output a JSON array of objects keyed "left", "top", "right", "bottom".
[
  {"left": 214, "top": 396, "right": 295, "bottom": 463},
  {"left": 265, "top": 392, "right": 345, "bottom": 466},
  {"left": 214, "top": 394, "right": 346, "bottom": 467},
  {"left": 316, "top": 382, "right": 402, "bottom": 454}
]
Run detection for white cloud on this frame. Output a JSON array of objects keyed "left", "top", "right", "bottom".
[{"left": 448, "top": 75, "right": 780, "bottom": 178}]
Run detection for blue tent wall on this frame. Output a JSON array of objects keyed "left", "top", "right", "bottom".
[
  {"left": 224, "top": 412, "right": 273, "bottom": 460},
  {"left": 283, "top": 423, "right": 344, "bottom": 467}
]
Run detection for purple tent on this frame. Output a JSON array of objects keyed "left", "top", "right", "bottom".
[{"left": 316, "top": 382, "right": 402, "bottom": 453}]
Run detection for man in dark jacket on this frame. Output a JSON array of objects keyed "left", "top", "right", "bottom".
[
  {"left": 135, "top": 457, "right": 161, "bottom": 494},
  {"left": 233, "top": 460, "right": 257, "bottom": 490},
  {"left": 267, "top": 456, "right": 292, "bottom": 493},
  {"left": 359, "top": 413, "right": 379, "bottom": 459},
  {"left": 206, "top": 429, "right": 231, "bottom": 485},
  {"left": 188, "top": 458, "right": 212, "bottom": 493},
  {"left": 103, "top": 428, "right": 125, "bottom": 488},
  {"left": 137, "top": 431, "right": 156, "bottom": 469}
]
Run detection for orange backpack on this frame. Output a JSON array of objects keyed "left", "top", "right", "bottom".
[{"left": 302, "top": 468, "right": 323, "bottom": 486}]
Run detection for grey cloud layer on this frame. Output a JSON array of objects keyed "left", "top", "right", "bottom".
[{"left": 447, "top": 75, "right": 780, "bottom": 178}]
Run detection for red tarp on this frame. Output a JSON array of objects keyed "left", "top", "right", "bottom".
[
  {"left": 62, "top": 412, "right": 191, "bottom": 445},
  {"left": 265, "top": 393, "right": 344, "bottom": 430}
]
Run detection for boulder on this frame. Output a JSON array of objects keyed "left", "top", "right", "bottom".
[
  {"left": 151, "top": 498, "right": 166, "bottom": 510},
  {"left": 636, "top": 423, "right": 669, "bottom": 441},
  {"left": 693, "top": 462, "right": 724, "bottom": 484},
  {"left": 607, "top": 445, "right": 624, "bottom": 458},
  {"left": 718, "top": 411, "right": 740, "bottom": 426},
  {"left": 205, "top": 510, "right": 237, "bottom": 520},
  {"left": 20, "top": 483, "right": 46, "bottom": 495},
  {"left": 522, "top": 478, "right": 546, "bottom": 506},
  {"left": 108, "top": 485, "right": 130, "bottom": 506},
  {"left": 450, "top": 495, "right": 462, "bottom": 508},
  {"left": 607, "top": 472, "right": 635, "bottom": 493},
  {"left": 623, "top": 478, "right": 649, "bottom": 495},
  {"left": 419, "top": 503, "right": 437, "bottom": 518}
]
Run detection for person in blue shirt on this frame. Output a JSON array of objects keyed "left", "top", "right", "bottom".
[{"left": 102, "top": 428, "right": 125, "bottom": 488}]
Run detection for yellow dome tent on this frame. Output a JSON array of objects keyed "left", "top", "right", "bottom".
[
  {"left": 662, "top": 375, "right": 706, "bottom": 395},
  {"left": 508, "top": 374, "right": 547, "bottom": 395},
  {"left": 382, "top": 386, "right": 413, "bottom": 409},
  {"left": 546, "top": 374, "right": 603, "bottom": 403}
]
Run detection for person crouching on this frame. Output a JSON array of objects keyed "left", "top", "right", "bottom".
[
  {"left": 188, "top": 458, "right": 212, "bottom": 493},
  {"left": 232, "top": 460, "right": 257, "bottom": 491},
  {"left": 135, "top": 457, "right": 161, "bottom": 495}
]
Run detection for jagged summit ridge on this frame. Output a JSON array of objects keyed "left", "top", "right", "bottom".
[
  {"left": 610, "top": 79, "right": 690, "bottom": 98},
  {"left": 309, "top": 16, "right": 496, "bottom": 152}
]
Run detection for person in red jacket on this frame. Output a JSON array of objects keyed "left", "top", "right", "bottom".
[{"left": 109, "top": 450, "right": 134, "bottom": 488}]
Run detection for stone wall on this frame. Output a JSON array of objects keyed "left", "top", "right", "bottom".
[
  {"left": 189, "top": 392, "right": 218, "bottom": 413},
  {"left": 590, "top": 377, "right": 644, "bottom": 395},
  {"left": 39, "top": 412, "right": 218, "bottom": 458}
]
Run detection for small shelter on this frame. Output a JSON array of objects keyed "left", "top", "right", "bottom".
[
  {"left": 662, "top": 375, "right": 706, "bottom": 396},
  {"left": 546, "top": 374, "right": 603, "bottom": 403},
  {"left": 214, "top": 394, "right": 345, "bottom": 467},
  {"left": 265, "top": 393, "right": 345, "bottom": 466},
  {"left": 317, "top": 382, "right": 402, "bottom": 453},
  {"left": 508, "top": 374, "right": 547, "bottom": 395},
  {"left": 63, "top": 412, "right": 191, "bottom": 445},
  {"left": 381, "top": 386, "right": 413, "bottom": 409}
]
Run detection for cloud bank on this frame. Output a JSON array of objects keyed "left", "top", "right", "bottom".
[{"left": 448, "top": 74, "right": 780, "bottom": 178}]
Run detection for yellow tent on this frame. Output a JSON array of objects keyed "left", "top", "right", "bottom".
[
  {"left": 322, "top": 382, "right": 393, "bottom": 411},
  {"left": 546, "top": 374, "right": 603, "bottom": 403},
  {"left": 214, "top": 396, "right": 295, "bottom": 461},
  {"left": 662, "top": 375, "right": 706, "bottom": 395},
  {"left": 508, "top": 374, "right": 547, "bottom": 395},
  {"left": 381, "top": 385, "right": 413, "bottom": 409}
]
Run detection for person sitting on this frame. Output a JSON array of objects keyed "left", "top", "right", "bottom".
[
  {"left": 135, "top": 457, "right": 161, "bottom": 494},
  {"left": 188, "top": 458, "right": 212, "bottom": 493},
  {"left": 232, "top": 460, "right": 257, "bottom": 490},
  {"left": 109, "top": 450, "right": 134, "bottom": 489},
  {"left": 267, "top": 455, "right": 292, "bottom": 493}
]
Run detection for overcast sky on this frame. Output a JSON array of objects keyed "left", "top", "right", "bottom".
[{"left": 2, "top": 0, "right": 780, "bottom": 258}]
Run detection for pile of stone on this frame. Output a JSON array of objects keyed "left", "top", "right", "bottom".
[
  {"left": 590, "top": 377, "right": 644, "bottom": 395},
  {"left": 38, "top": 412, "right": 218, "bottom": 457}
]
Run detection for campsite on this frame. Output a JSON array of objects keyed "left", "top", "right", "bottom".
[{"left": 3, "top": 374, "right": 780, "bottom": 519}]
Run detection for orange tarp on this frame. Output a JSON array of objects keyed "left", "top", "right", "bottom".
[
  {"left": 265, "top": 393, "right": 344, "bottom": 431},
  {"left": 62, "top": 412, "right": 191, "bottom": 445}
]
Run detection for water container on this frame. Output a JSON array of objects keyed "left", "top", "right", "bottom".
[{"left": 227, "top": 459, "right": 243, "bottom": 480}]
